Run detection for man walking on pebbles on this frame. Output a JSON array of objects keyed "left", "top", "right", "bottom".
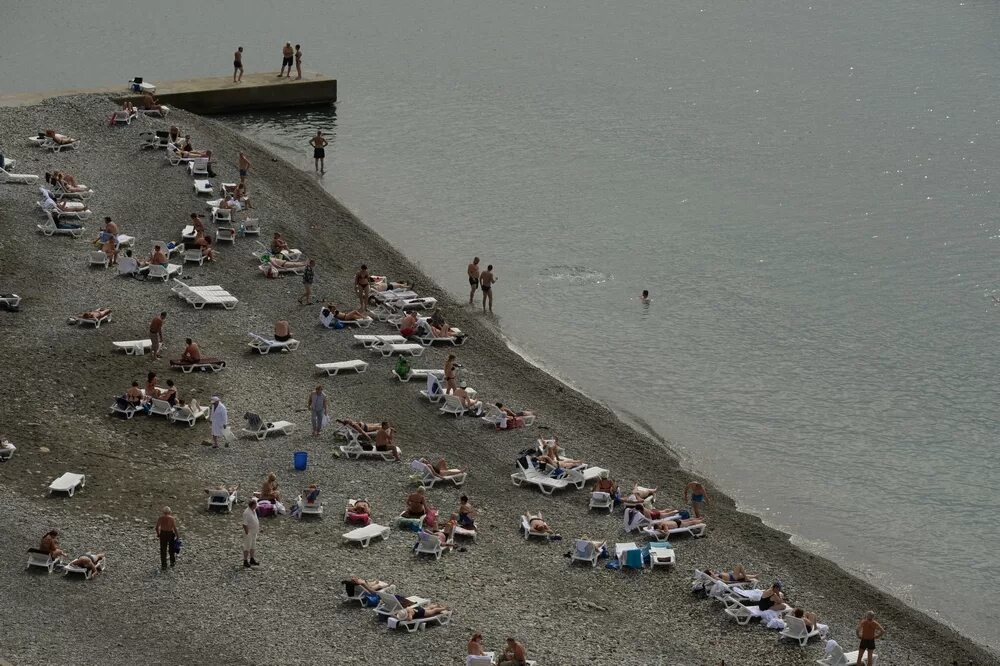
[
  {"left": 242, "top": 499, "right": 260, "bottom": 568},
  {"left": 149, "top": 311, "right": 166, "bottom": 360},
  {"left": 480, "top": 264, "right": 497, "bottom": 313}
]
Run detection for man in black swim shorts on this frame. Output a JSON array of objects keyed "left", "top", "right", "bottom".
[
  {"left": 309, "top": 130, "right": 328, "bottom": 173},
  {"left": 467, "top": 257, "right": 480, "bottom": 305},
  {"left": 279, "top": 42, "right": 294, "bottom": 77},
  {"left": 233, "top": 46, "right": 244, "bottom": 83}
]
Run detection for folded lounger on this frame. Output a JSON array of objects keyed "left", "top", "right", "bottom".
[
  {"left": 169, "top": 403, "right": 209, "bottom": 426},
  {"left": 409, "top": 459, "right": 467, "bottom": 488},
  {"left": 25, "top": 548, "right": 60, "bottom": 573},
  {"left": 413, "top": 530, "right": 446, "bottom": 560},
  {"left": 571, "top": 539, "right": 605, "bottom": 567},
  {"left": 315, "top": 360, "right": 369, "bottom": 376},
  {"left": 354, "top": 334, "right": 406, "bottom": 348},
  {"left": 63, "top": 555, "right": 107, "bottom": 580},
  {"left": 392, "top": 368, "right": 444, "bottom": 382},
  {"left": 112, "top": 339, "right": 152, "bottom": 356},
  {"left": 170, "top": 358, "right": 227, "bottom": 373},
  {"left": 49, "top": 472, "right": 86, "bottom": 497},
  {"left": 68, "top": 309, "right": 112, "bottom": 328},
  {"left": 343, "top": 523, "right": 390, "bottom": 548},
  {"left": 240, "top": 413, "right": 295, "bottom": 440},
  {"left": 0, "top": 166, "right": 38, "bottom": 185},
  {"left": 372, "top": 342, "right": 425, "bottom": 357},
  {"left": 338, "top": 441, "right": 399, "bottom": 462},
  {"left": 207, "top": 486, "right": 239, "bottom": 512},
  {"left": 510, "top": 457, "right": 572, "bottom": 495},
  {"left": 247, "top": 332, "right": 300, "bottom": 354}
]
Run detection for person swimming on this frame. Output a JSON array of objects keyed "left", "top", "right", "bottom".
[{"left": 641, "top": 289, "right": 652, "bottom": 304}]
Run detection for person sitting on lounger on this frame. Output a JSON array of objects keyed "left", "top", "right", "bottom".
[
  {"left": 40, "top": 191, "right": 86, "bottom": 215},
  {"left": 592, "top": 470, "right": 618, "bottom": 497},
  {"left": 349, "top": 498, "right": 371, "bottom": 517},
  {"left": 499, "top": 638, "right": 528, "bottom": 666},
  {"left": 44, "top": 130, "right": 76, "bottom": 145},
  {"left": 454, "top": 382, "right": 483, "bottom": 413},
  {"left": 404, "top": 487, "right": 428, "bottom": 518},
  {"left": 68, "top": 552, "right": 106, "bottom": 577},
  {"left": 260, "top": 473, "right": 281, "bottom": 502},
  {"left": 269, "top": 232, "right": 290, "bottom": 256},
  {"left": 144, "top": 371, "right": 162, "bottom": 399},
  {"left": 748, "top": 582, "right": 787, "bottom": 611},
  {"left": 468, "top": 633, "right": 487, "bottom": 657},
  {"left": 457, "top": 495, "right": 476, "bottom": 530},
  {"left": 190, "top": 212, "right": 206, "bottom": 237},
  {"left": 374, "top": 422, "right": 401, "bottom": 461},
  {"left": 538, "top": 438, "right": 583, "bottom": 468},
  {"left": 399, "top": 311, "right": 419, "bottom": 337},
  {"left": 125, "top": 381, "right": 144, "bottom": 406},
  {"left": 206, "top": 483, "right": 238, "bottom": 497},
  {"left": 705, "top": 565, "right": 757, "bottom": 583},
  {"left": 196, "top": 235, "right": 217, "bottom": 261},
  {"left": 39, "top": 530, "right": 67, "bottom": 560},
  {"left": 268, "top": 256, "right": 307, "bottom": 270},
  {"left": 497, "top": 402, "right": 534, "bottom": 420},
  {"left": 430, "top": 517, "right": 457, "bottom": 549},
  {"left": 160, "top": 380, "right": 178, "bottom": 406},
  {"left": 302, "top": 484, "right": 320, "bottom": 505},
  {"left": 273, "top": 320, "right": 292, "bottom": 342},
  {"left": 149, "top": 245, "right": 168, "bottom": 266},
  {"left": 142, "top": 92, "right": 162, "bottom": 112},
  {"left": 524, "top": 512, "right": 555, "bottom": 534},
  {"left": 394, "top": 603, "right": 450, "bottom": 623},
  {"left": 169, "top": 126, "right": 181, "bottom": 144},
  {"left": 792, "top": 607, "right": 820, "bottom": 632},
  {"left": 180, "top": 338, "right": 201, "bottom": 363}
]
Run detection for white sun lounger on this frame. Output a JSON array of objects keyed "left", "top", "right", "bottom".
[
  {"left": 37, "top": 213, "right": 84, "bottom": 238},
  {"left": 510, "top": 457, "right": 572, "bottom": 495},
  {"left": 138, "top": 131, "right": 170, "bottom": 150},
  {"left": 248, "top": 333, "right": 300, "bottom": 354},
  {"left": 26, "top": 548, "right": 61, "bottom": 573},
  {"left": 338, "top": 441, "right": 399, "bottom": 462},
  {"left": 414, "top": 327, "right": 467, "bottom": 347},
  {"left": 333, "top": 422, "right": 374, "bottom": 445},
  {"left": 780, "top": 616, "right": 826, "bottom": 646},
  {"left": 340, "top": 581, "right": 395, "bottom": 605},
  {"left": 571, "top": 539, "right": 604, "bottom": 567},
  {"left": 316, "top": 360, "right": 369, "bottom": 376},
  {"left": 723, "top": 598, "right": 786, "bottom": 626},
  {"left": 640, "top": 521, "right": 707, "bottom": 539},
  {"left": 251, "top": 240, "right": 300, "bottom": 262},
  {"left": 343, "top": 523, "right": 390, "bottom": 548},
  {"left": 170, "top": 359, "right": 227, "bottom": 373},
  {"left": 69, "top": 310, "right": 112, "bottom": 328},
  {"left": 439, "top": 394, "right": 471, "bottom": 418},
  {"left": 171, "top": 281, "right": 238, "bottom": 309},
  {"left": 520, "top": 515, "right": 550, "bottom": 540},
  {"left": 393, "top": 368, "right": 444, "bottom": 382},
  {"left": 111, "top": 109, "right": 137, "bottom": 125},
  {"left": 419, "top": 375, "right": 448, "bottom": 403},
  {"left": 88, "top": 251, "right": 110, "bottom": 268},
  {"left": 409, "top": 460, "right": 467, "bottom": 488},
  {"left": 564, "top": 465, "right": 610, "bottom": 490},
  {"left": 128, "top": 78, "right": 156, "bottom": 93},
  {"left": 44, "top": 137, "right": 81, "bottom": 152},
  {"left": 109, "top": 397, "right": 138, "bottom": 419},
  {"left": 373, "top": 590, "right": 429, "bottom": 619},
  {"left": 648, "top": 541, "right": 675, "bottom": 567},
  {"left": 615, "top": 542, "right": 648, "bottom": 570},
  {"left": 152, "top": 241, "right": 184, "bottom": 259},
  {"left": 354, "top": 334, "right": 406, "bottom": 348},
  {"left": 169, "top": 403, "right": 209, "bottom": 426},
  {"left": 387, "top": 609, "right": 452, "bottom": 633},
  {"left": 188, "top": 159, "right": 210, "bottom": 177},
  {"left": 147, "top": 263, "right": 183, "bottom": 281},
  {"left": 818, "top": 641, "right": 876, "bottom": 666},
  {"left": 414, "top": 531, "right": 446, "bottom": 560},
  {"left": 481, "top": 403, "right": 536, "bottom": 428},
  {"left": 63, "top": 556, "right": 107, "bottom": 580},
  {"left": 183, "top": 249, "right": 206, "bottom": 266},
  {"left": 112, "top": 339, "right": 152, "bottom": 356},
  {"left": 296, "top": 493, "right": 324, "bottom": 518},
  {"left": 207, "top": 487, "right": 239, "bottom": 512},
  {"left": 0, "top": 166, "right": 38, "bottom": 184},
  {"left": 589, "top": 491, "right": 614, "bottom": 513},
  {"left": 49, "top": 472, "right": 86, "bottom": 497},
  {"left": 399, "top": 297, "right": 437, "bottom": 311},
  {"left": 137, "top": 105, "right": 170, "bottom": 117},
  {"left": 193, "top": 179, "right": 214, "bottom": 195},
  {"left": 373, "top": 342, "right": 424, "bottom": 357},
  {"left": 241, "top": 419, "right": 295, "bottom": 441},
  {"left": 148, "top": 398, "right": 175, "bottom": 418}
]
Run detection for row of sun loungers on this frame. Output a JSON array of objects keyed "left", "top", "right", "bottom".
[{"left": 171, "top": 279, "right": 238, "bottom": 310}]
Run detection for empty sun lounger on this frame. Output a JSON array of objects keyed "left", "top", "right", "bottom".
[
  {"left": 780, "top": 616, "right": 826, "bottom": 647},
  {"left": 89, "top": 251, "right": 110, "bottom": 268},
  {"left": 354, "top": 334, "right": 406, "bottom": 348},
  {"left": 343, "top": 523, "right": 390, "bottom": 548},
  {"left": 128, "top": 78, "right": 156, "bottom": 93},
  {"left": 510, "top": 457, "right": 572, "bottom": 495},
  {"left": 182, "top": 291, "right": 239, "bottom": 310},
  {"left": 615, "top": 542, "right": 648, "bottom": 570},
  {"left": 26, "top": 548, "right": 60, "bottom": 573},
  {"left": 112, "top": 340, "right": 152, "bottom": 356},
  {"left": 147, "top": 398, "right": 176, "bottom": 418},
  {"left": 589, "top": 491, "right": 614, "bottom": 513},
  {"left": 207, "top": 486, "right": 239, "bottom": 512},
  {"left": 338, "top": 441, "right": 400, "bottom": 462},
  {"left": 409, "top": 460, "right": 467, "bottom": 488},
  {"left": 240, "top": 413, "right": 295, "bottom": 440},
  {"left": 147, "top": 263, "right": 183, "bottom": 281},
  {"left": 183, "top": 249, "right": 206, "bottom": 266},
  {"left": 0, "top": 166, "right": 39, "bottom": 185},
  {"left": 169, "top": 403, "right": 209, "bottom": 426},
  {"left": 647, "top": 541, "right": 675, "bottom": 568},
  {"left": 188, "top": 159, "right": 210, "bottom": 177},
  {"left": 414, "top": 530, "right": 446, "bottom": 560},
  {"left": 139, "top": 131, "right": 170, "bottom": 150},
  {"left": 169, "top": 358, "right": 227, "bottom": 373},
  {"left": 372, "top": 342, "right": 425, "bottom": 357},
  {"left": 49, "top": 472, "right": 86, "bottom": 497},
  {"left": 193, "top": 179, "right": 214, "bottom": 195},
  {"left": 315, "top": 360, "right": 369, "bottom": 376},
  {"left": 571, "top": 539, "right": 604, "bottom": 567},
  {"left": 248, "top": 332, "right": 300, "bottom": 354},
  {"left": 419, "top": 375, "right": 449, "bottom": 403}
]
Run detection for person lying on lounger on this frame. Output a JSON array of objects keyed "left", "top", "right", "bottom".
[
  {"left": 179, "top": 136, "right": 209, "bottom": 158},
  {"left": 70, "top": 308, "right": 112, "bottom": 324},
  {"left": 268, "top": 256, "right": 307, "bottom": 270},
  {"left": 260, "top": 473, "right": 281, "bottom": 502},
  {"left": 497, "top": 402, "right": 534, "bottom": 420},
  {"left": 641, "top": 506, "right": 703, "bottom": 528},
  {"left": 420, "top": 458, "right": 464, "bottom": 479},
  {"left": 394, "top": 603, "right": 450, "bottom": 622},
  {"left": 429, "top": 319, "right": 464, "bottom": 339},
  {"left": 330, "top": 307, "right": 367, "bottom": 321},
  {"left": 39, "top": 530, "right": 67, "bottom": 560},
  {"left": 343, "top": 577, "right": 391, "bottom": 595},
  {"left": 337, "top": 418, "right": 378, "bottom": 442},
  {"left": 537, "top": 439, "right": 583, "bottom": 468},
  {"left": 524, "top": 512, "right": 556, "bottom": 534},
  {"left": 68, "top": 552, "right": 106, "bottom": 577},
  {"left": 398, "top": 311, "right": 419, "bottom": 337},
  {"left": 404, "top": 488, "right": 428, "bottom": 518},
  {"left": 44, "top": 130, "right": 76, "bottom": 145},
  {"left": 40, "top": 191, "right": 87, "bottom": 215},
  {"left": 142, "top": 92, "right": 163, "bottom": 112},
  {"left": 624, "top": 484, "right": 658, "bottom": 503},
  {"left": 705, "top": 565, "right": 757, "bottom": 583},
  {"left": 55, "top": 171, "right": 88, "bottom": 192}
]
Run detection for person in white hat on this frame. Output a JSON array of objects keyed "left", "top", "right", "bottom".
[{"left": 210, "top": 396, "right": 229, "bottom": 448}]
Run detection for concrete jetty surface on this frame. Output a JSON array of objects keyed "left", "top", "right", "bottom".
[{"left": 0, "top": 71, "right": 336, "bottom": 113}]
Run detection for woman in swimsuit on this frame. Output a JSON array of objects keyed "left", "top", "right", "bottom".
[
  {"left": 754, "top": 583, "right": 787, "bottom": 611},
  {"left": 792, "top": 607, "right": 819, "bottom": 632},
  {"left": 706, "top": 565, "right": 757, "bottom": 583},
  {"left": 457, "top": 495, "right": 476, "bottom": 529},
  {"left": 394, "top": 603, "right": 450, "bottom": 622},
  {"left": 160, "top": 380, "right": 178, "bottom": 406},
  {"left": 443, "top": 354, "right": 459, "bottom": 393}
]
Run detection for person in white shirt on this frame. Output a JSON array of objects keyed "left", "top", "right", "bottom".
[
  {"left": 242, "top": 499, "right": 260, "bottom": 568},
  {"left": 210, "top": 396, "right": 229, "bottom": 449}
]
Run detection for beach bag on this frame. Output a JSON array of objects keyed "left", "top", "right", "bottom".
[
  {"left": 170, "top": 537, "right": 183, "bottom": 555},
  {"left": 394, "top": 357, "right": 410, "bottom": 380},
  {"left": 256, "top": 500, "right": 275, "bottom": 517},
  {"left": 223, "top": 426, "right": 237, "bottom": 443},
  {"left": 361, "top": 592, "right": 380, "bottom": 607},
  {"left": 333, "top": 319, "right": 344, "bottom": 329}
]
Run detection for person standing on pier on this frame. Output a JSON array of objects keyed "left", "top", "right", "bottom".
[
  {"left": 279, "top": 42, "right": 294, "bottom": 77},
  {"left": 233, "top": 46, "right": 244, "bottom": 83},
  {"left": 294, "top": 44, "right": 303, "bottom": 80},
  {"left": 238, "top": 152, "right": 251, "bottom": 187},
  {"left": 309, "top": 130, "right": 328, "bottom": 173}
]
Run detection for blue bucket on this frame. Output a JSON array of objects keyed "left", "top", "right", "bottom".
[{"left": 293, "top": 451, "right": 308, "bottom": 471}]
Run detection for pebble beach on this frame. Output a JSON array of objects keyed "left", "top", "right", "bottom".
[{"left": 0, "top": 95, "right": 996, "bottom": 666}]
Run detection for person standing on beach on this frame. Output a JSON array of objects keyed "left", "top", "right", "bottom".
[
  {"left": 855, "top": 611, "right": 885, "bottom": 666},
  {"left": 685, "top": 480, "right": 710, "bottom": 518},
  {"left": 279, "top": 42, "right": 294, "bottom": 77},
  {"left": 242, "top": 499, "right": 260, "bottom": 568},
  {"left": 294, "top": 44, "right": 303, "bottom": 80},
  {"left": 355, "top": 264, "right": 371, "bottom": 313},
  {"left": 238, "top": 152, "right": 251, "bottom": 187},
  {"left": 210, "top": 396, "right": 229, "bottom": 449},
  {"left": 444, "top": 353, "right": 459, "bottom": 393},
  {"left": 298, "top": 259, "right": 316, "bottom": 305},
  {"left": 149, "top": 311, "right": 166, "bottom": 360},
  {"left": 480, "top": 264, "right": 497, "bottom": 313},
  {"left": 309, "top": 130, "right": 328, "bottom": 173},
  {"left": 308, "top": 385, "right": 328, "bottom": 436},
  {"left": 467, "top": 257, "right": 480, "bottom": 305},
  {"left": 155, "top": 506, "right": 178, "bottom": 570},
  {"left": 233, "top": 46, "right": 244, "bottom": 83}
]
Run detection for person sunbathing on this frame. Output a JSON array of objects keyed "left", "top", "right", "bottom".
[
  {"left": 179, "top": 135, "right": 209, "bottom": 157},
  {"left": 274, "top": 320, "right": 292, "bottom": 342},
  {"left": 270, "top": 232, "right": 290, "bottom": 256},
  {"left": 457, "top": 495, "right": 476, "bottom": 529},
  {"left": 468, "top": 633, "right": 487, "bottom": 657},
  {"left": 399, "top": 311, "right": 419, "bottom": 337},
  {"left": 624, "top": 484, "right": 658, "bottom": 504},
  {"left": 125, "top": 381, "right": 144, "bottom": 406},
  {"left": 269, "top": 256, "right": 307, "bottom": 270},
  {"left": 421, "top": 458, "right": 463, "bottom": 479},
  {"left": 453, "top": 383, "right": 483, "bottom": 412},
  {"left": 303, "top": 484, "right": 320, "bottom": 504},
  {"left": 344, "top": 576, "right": 390, "bottom": 595},
  {"left": 159, "top": 379, "right": 178, "bottom": 406},
  {"left": 168, "top": 126, "right": 181, "bottom": 144},
  {"left": 67, "top": 552, "right": 105, "bottom": 577},
  {"left": 394, "top": 603, "right": 450, "bottom": 623},
  {"left": 373, "top": 422, "right": 401, "bottom": 460},
  {"left": 329, "top": 307, "right": 367, "bottom": 321},
  {"left": 39, "top": 530, "right": 67, "bottom": 559},
  {"left": 48, "top": 171, "right": 88, "bottom": 193},
  {"left": 404, "top": 488, "right": 428, "bottom": 517},
  {"left": 524, "top": 512, "right": 555, "bottom": 534},
  {"left": 500, "top": 638, "right": 528, "bottom": 666},
  {"left": 429, "top": 519, "right": 457, "bottom": 549},
  {"left": 180, "top": 338, "right": 201, "bottom": 363},
  {"left": 743, "top": 582, "right": 787, "bottom": 611},
  {"left": 640, "top": 506, "right": 697, "bottom": 524},
  {"left": 71, "top": 308, "right": 111, "bottom": 324},
  {"left": 196, "top": 235, "right": 217, "bottom": 261},
  {"left": 205, "top": 483, "right": 239, "bottom": 497},
  {"left": 430, "top": 320, "right": 462, "bottom": 339},
  {"left": 337, "top": 418, "right": 378, "bottom": 442},
  {"left": 142, "top": 92, "right": 162, "bottom": 112},
  {"left": 349, "top": 499, "right": 371, "bottom": 515},
  {"left": 40, "top": 191, "right": 87, "bottom": 214},
  {"left": 705, "top": 565, "right": 757, "bottom": 583},
  {"left": 497, "top": 402, "right": 534, "bottom": 419},
  {"left": 260, "top": 473, "right": 281, "bottom": 502},
  {"left": 792, "top": 607, "right": 820, "bottom": 632},
  {"left": 538, "top": 439, "right": 583, "bottom": 468},
  {"left": 144, "top": 372, "right": 162, "bottom": 398},
  {"left": 149, "top": 245, "right": 168, "bottom": 266},
  {"left": 44, "top": 130, "right": 76, "bottom": 145}
]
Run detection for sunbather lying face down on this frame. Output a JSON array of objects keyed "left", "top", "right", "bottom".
[
  {"left": 706, "top": 565, "right": 757, "bottom": 582},
  {"left": 524, "top": 513, "right": 554, "bottom": 533},
  {"left": 69, "top": 552, "right": 106, "bottom": 576},
  {"left": 45, "top": 130, "right": 74, "bottom": 144},
  {"left": 394, "top": 603, "right": 449, "bottom": 621}
]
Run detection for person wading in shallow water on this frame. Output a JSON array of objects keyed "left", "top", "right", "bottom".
[
  {"left": 467, "top": 257, "right": 480, "bottom": 305},
  {"left": 309, "top": 130, "right": 328, "bottom": 173},
  {"left": 480, "top": 264, "right": 497, "bottom": 313}
]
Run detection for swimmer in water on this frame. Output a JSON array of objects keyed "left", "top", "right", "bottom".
[{"left": 641, "top": 289, "right": 652, "bottom": 304}]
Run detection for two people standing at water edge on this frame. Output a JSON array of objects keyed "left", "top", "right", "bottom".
[
  {"left": 309, "top": 130, "right": 328, "bottom": 173},
  {"left": 233, "top": 46, "right": 244, "bottom": 83}
]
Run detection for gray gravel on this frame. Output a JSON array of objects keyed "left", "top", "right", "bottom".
[{"left": 0, "top": 95, "right": 996, "bottom": 666}]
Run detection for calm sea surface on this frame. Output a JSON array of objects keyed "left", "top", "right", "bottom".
[{"left": 4, "top": 0, "right": 999, "bottom": 650}]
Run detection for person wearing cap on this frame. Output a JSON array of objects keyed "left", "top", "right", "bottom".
[
  {"left": 453, "top": 381, "right": 482, "bottom": 414},
  {"left": 242, "top": 499, "right": 260, "bottom": 568},
  {"left": 855, "top": 611, "right": 885, "bottom": 666},
  {"left": 210, "top": 396, "right": 229, "bottom": 448}
]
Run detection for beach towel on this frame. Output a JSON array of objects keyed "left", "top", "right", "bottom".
[{"left": 622, "top": 508, "right": 646, "bottom": 533}]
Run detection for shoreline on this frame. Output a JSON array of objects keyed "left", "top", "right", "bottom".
[{"left": 0, "top": 95, "right": 996, "bottom": 665}]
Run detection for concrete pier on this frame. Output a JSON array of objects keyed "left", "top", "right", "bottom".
[{"left": 0, "top": 71, "right": 336, "bottom": 114}]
